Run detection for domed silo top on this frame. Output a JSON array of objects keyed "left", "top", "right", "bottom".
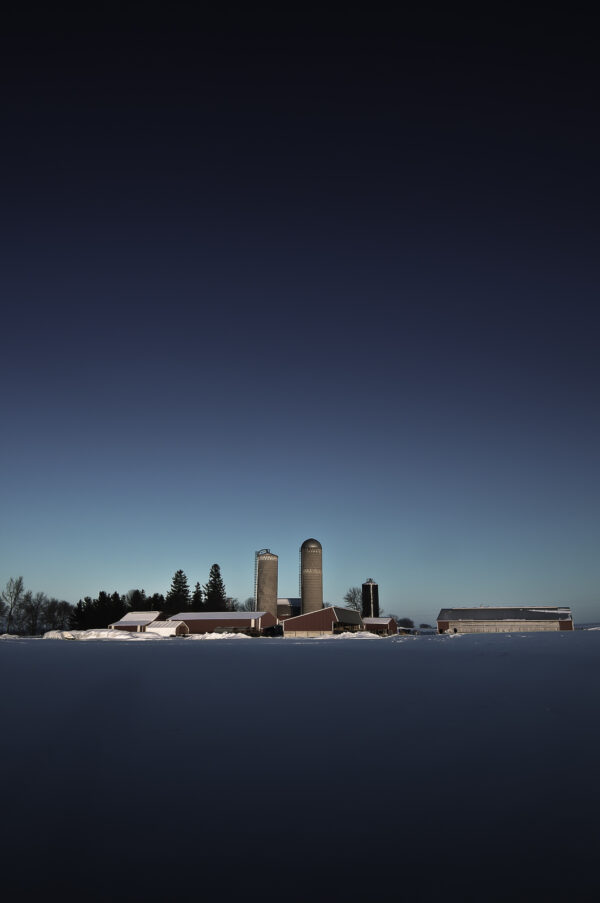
[{"left": 301, "top": 538, "right": 322, "bottom": 550}]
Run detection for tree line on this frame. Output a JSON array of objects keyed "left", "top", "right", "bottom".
[
  {"left": 0, "top": 577, "right": 73, "bottom": 635},
  {"left": 1, "top": 564, "right": 243, "bottom": 635}
]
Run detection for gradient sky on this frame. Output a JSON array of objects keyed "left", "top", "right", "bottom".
[{"left": 2, "top": 8, "right": 599, "bottom": 624}]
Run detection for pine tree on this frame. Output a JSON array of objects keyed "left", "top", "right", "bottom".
[
  {"left": 203, "top": 564, "right": 227, "bottom": 612},
  {"left": 166, "top": 569, "right": 191, "bottom": 615},
  {"left": 147, "top": 592, "right": 166, "bottom": 610},
  {"left": 126, "top": 588, "right": 148, "bottom": 611},
  {"left": 191, "top": 582, "right": 205, "bottom": 610}
]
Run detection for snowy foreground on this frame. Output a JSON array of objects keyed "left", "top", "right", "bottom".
[{"left": 1, "top": 632, "right": 599, "bottom": 902}]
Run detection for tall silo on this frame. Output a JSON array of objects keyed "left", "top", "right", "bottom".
[
  {"left": 361, "top": 579, "right": 379, "bottom": 618},
  {"left": 254, "top": 549, "right": 278, "bottom": 618},
  {"left": 300, "top": 538, "right": 323, "bottom": 614}
]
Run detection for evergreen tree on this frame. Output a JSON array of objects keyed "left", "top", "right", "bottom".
[
  {"left": 108, "top": 592, "right": 126, "bottom": 624},
  {"left": 70, "top": 591, "right": 126, "bottom": 629},
  {"left": 203, "top": 564, "right": 227, "bottom": 612},
  {"left": 146, "top": 592, "right": 166, "bottom": 610},
  {"left": 166, "top": 569, "right": 191, "bottom": 615},
  {"left": 126, "top": 588, "right": 148, "bottom": 611},
  {"left": 70, "top": 597, "right": 93, "bottom": 630},
  {"left": 191, "top": 582, "right": 205, "bottom": 610}
]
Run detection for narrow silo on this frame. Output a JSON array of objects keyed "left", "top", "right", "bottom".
[
  {"left": 361, "top": 579, "right": 379, "bottom": 618},
  {"left": 254, "top": 549, "right": 278, "bottom": 618},
  {"left": 300, "top": 538, "right": 323, "bottom": 614}
]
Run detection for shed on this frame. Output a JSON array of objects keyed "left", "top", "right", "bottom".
[
  {"left": 437, "top": 606, "right": 574, "bottom": 634},
  {"left": 169, "top": 611, "right": 277, "bottom": 635},
  {"left": 146, "top": 620, "right": 189, "bottom": 637},
  {"left": 108, "top": 612, "right": 163, "bottom": 632},
  {"left": 282, "top": 606, "right": 363, "bottom": 637},
  {"left": 362, "top": 617, "right": 398, "bottom": 636}
]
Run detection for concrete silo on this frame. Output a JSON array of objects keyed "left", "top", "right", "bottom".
[
  {"left": 300, "top": 538, "right": 323, "bottom": 614},
  {"left": 361, "top": 579, "right": 379, "bottom": 618},
  {"left": 254, "top": 549, "right": 278, "bottom": 618}
]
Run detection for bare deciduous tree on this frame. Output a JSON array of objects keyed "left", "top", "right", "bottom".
[
  {"left": 44, "top": 598, "right": 73, "bottom": 631},
  {"left": 17, "top": 591, "right": 47, "bottom": 636},
  {"left": 2, "top": 576, "right": 25, "bottom": 635},
  {"left": 343, "top": 587, "right": 362, "bottom": 611}
]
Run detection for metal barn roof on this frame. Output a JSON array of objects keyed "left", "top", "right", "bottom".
[
  {"left": 437, "top": 607, "right": 572, "bottom": 622},
  {"left": 147, "top": 621, "right": 184, "bottom": 628},
  {"left": 363, "top": 617, "right": 394, "bottom": 625},
  {"left": 283, "top": 606, "right": 362, "bottom": 625},
  {"left": 170, "top": 611, "right": 268, "bottom": 620},
  {"left": 117, "top": 611, "right": 162, "bottom": 622}
]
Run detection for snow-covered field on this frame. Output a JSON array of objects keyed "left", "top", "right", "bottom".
[{"left": 1, "top": 631, "right": 599, "bottom": 902}]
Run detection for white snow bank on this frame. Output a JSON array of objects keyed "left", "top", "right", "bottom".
[
  {"left": 43, "top": 629, "right": 162, "bottom": 641},
  {"left": 185, "top": 631, "right": 252, "bottom": 640},
  {"left": 326, "top": 630, "right": 381, "bottom": 639},
  {"left": 0, "top": 633, "right": 22, "bottom": 640}
]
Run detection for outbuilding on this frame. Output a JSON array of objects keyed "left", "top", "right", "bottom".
[
  {"left": 362, "top": 617, "right": 398, "bottom": 636},
  {"left": 108, "top": 612, "right": 162, "bottom": 632},
  {"left": 169, "top": 611, "right": 277, "bottom": 635},
  {"left": 282, "top": 606, "right": 363, "bottom": 637},
  {"left": 145, "top": 620, "right": 189, "bottom": 637},
  {"left": 437, "top": 606, "right": 574, "bottom": 634}
]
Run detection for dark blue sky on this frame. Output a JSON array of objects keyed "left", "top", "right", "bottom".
[{"left": 2, "top": 7, "right": 599, "bottom": 622}]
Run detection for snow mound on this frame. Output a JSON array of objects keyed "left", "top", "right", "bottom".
[
  {"left": 186, "top": 631, "right": 252, "bottom": 640},
  {"left": 319, "top": 630, "right": 381, "bottom": 639},
  {"left": 43, "top": 629, "right": 159, "bottom": 641},
  {"left": 0, "top": 633, "right": 22, "bottom": 640}
]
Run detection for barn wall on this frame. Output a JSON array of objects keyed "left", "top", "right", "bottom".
[
  {"left": 181, "top": 618, "right": 256, "bottom": 634},
  {"left": 282, "top": 608, "right": 337, "bottom": 633},
  {"left": 178, "top": 614, "right": 277, "bottom": 634},
  {"left": 445, "top": 619, "right": 562, "bottom": 633}
]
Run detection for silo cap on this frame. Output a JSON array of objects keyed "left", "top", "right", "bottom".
[{"left": 301, "top": 538, "right": 322, "bottom": 549}]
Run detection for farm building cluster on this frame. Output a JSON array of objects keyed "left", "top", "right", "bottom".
[
  {"left": 107, "top": 540, "right": 574, "bottom": 639},
  {"left": 108, "top": 608, "right": 399, "bottom": 637},
  {"left": 107, "top": 605, "right": 574, "bottom": 638}
]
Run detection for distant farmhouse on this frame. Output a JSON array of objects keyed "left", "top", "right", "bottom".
[{"left": 437, "top": 606, "right": 574, "bottom": 634}]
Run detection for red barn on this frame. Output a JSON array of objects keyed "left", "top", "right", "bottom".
[
  {"left": 282, "top": 607, "right": 363, "bottom": 637},
  {"left": 169, "top": 611, "right": 277, "bottom": 635},
  {"left": 362, "top": 617, "right": 398, "bottom": 636}
]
